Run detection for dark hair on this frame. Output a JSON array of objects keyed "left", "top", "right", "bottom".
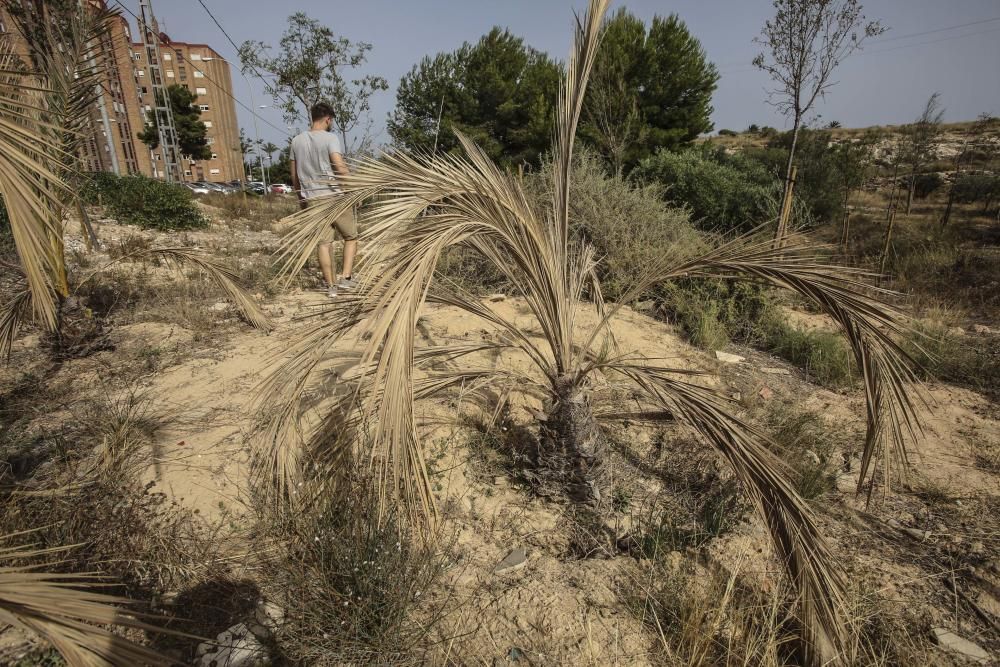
[{"left": 311, "top": 102, "right": 335, "bottom": 122}]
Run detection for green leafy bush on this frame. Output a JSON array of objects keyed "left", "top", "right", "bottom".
[
  {"left": 912, "top": 172, "right": 943, "bottom": 199},
  {"left": 634, "top": 147, "right": 784, "bottom": 233},
  {"left": 951, "top": 173, "right": 1000, "bottom": 213},
  {"left": 82, "top": 173, "right": 206, "bottom": 231}
]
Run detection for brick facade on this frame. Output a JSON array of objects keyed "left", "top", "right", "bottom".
[{"left": 0, "top": 1, "right": 242, "bottom": 183}]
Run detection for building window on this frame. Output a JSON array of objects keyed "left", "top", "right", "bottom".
[
  {"left": 210, "top": 168, "right": 220, "bottom": 175},
  {"left": 193, "top": 71, "right": 204, "bottom": 78},
  {"left": 166, "top": 70, "right": 174, "bottom": 78},
  {"left": 206, "top": 137, "right": 215, "bottom": 145},
  {"left": 137, "top": 70, "right": 145, "bottom": 77},
  {"left": 144, "top": 105, "right": 151, "bottom": 112},
  {"left": 203, "top": 121, "right": 213, "bottom": 128},
  {"left": 199, "top": 104, "right": 210, "bottom": 111},
  {"left": 184, "top": 170, "right": 192, "bottom": 176},
  {"left": 163, "top": 53, "right": 171, "bottom": 61},
  {"left": 196, "top": 87, "right": 207, "bottom": 96},
  {"left": 179, "top": 66, "right": 187, "bottom": 79},
  {"left": 191, "top": 54, "right": 202, "bottom": 61},
  {"left": 211, "top": 153, "right": 218, "bottom": 159}
]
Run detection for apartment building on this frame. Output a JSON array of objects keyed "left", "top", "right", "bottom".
[
  {"left": 0, "top": 1, "right": 243, "bottom": 183},
  {"left": 129, "top": 34, "right": 243, "bottom": 183},
  {"left": 0, "top": 1, "right": 144, "bottom": 176}
]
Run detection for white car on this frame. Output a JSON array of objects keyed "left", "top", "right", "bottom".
[{"left": 183, "top": 182, "right": 211, "bottom": 195}]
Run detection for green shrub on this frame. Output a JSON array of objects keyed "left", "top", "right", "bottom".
[
  {"left": 903, "top": 321, "right": 1000, "bottom": 401},
  {"left": 762, "top": 406, "right": 840, "bottom": 499},
  {"left": 634, "top": 147, "right": 784, "bottom": 233},
  {"left": 718, "top": 128, "right": 737, "bottom": 137},
  {"left": 761, "top": 313, "right": 854, "bottom": 389},
  {"left": 660, "top": 280, "right": 772, "bottom": 350},
  {"left": 951, "top": 173, "right": 1000, "bottom": 213},
  {"left": 912, "top": 172, "right": 943, "bottom": 199},
  {"left": 82, "top": 172, "right": 206, "bottom": 231}
]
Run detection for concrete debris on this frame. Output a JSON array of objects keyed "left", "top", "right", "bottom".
[
  {"left": 196, "top": 623, "right": 270, "bottom": 667},
  {"left": 714, "top": 351, "right": 745, "bottom": 363},
  {"left": 494, "top": 547, "right": 528, "bottom": 574},
  {"left": 760, "top": 367, "right": 791, "bottom": 375},
  {"left": 930, "top": 627, "right": 990, "bottom": 664}
]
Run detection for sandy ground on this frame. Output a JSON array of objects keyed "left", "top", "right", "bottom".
[{"left": 4, "top": 209, "right": 999, "bottom": 664}]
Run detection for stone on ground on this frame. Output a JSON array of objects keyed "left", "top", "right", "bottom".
[
  {"left": 494, "top": 547, "right": 528, "bottom": 574},
  {"left": 714, "top": 351, "right": 745, "bottom": 363},
  {"left": 931, "top": 627, "right": 990, "bottom": 664}
]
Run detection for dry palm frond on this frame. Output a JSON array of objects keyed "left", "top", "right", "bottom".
[
  {"left": 0, "top": 42, "right": 67, "bottom": 331},
  {"left": 74, "top": 246, "right": 272, "bottom": 332},
  {"left": 0, "top": 538, "right": 172, "bottom": 666},
  {"left": 259, "top": 0, "right": 925, "bottom": 661},
  {"left": 0, "top": 288, "right": 32, "bottom": 361},
  {"left": 146, "top": 247, "right": 272, "bottom": 331}
]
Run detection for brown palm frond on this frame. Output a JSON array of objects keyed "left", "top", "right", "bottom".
[
  {"left": 0, "top": 540, "right": 173, "bottom": 666},
  {"left": 144, "top": 247, "right": 272, "bottom": 331},
  {"left": 0, "top": 288, "right": 32, "bottom": 361},
  {"left": 0, "top": 41, "right": 67, "bottom": 330},
  {"left": 587, "top": 232, "right": 923, "bottom": 497},
  {"left": 608, "top": 362, "right": 848, "bottom": 661},
  {"left": 76, "top": 246, "right": 272, "bottom": 331}
]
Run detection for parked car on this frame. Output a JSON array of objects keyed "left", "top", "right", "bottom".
[
  {"left": 246, "top": 181, "right": 267, "bottom": 195},
  {"left": 183, "top": 182, "right": 211, "bottom": 195},
  {"left": 270, "top": 183, "right": 293, "bottom": 194}
]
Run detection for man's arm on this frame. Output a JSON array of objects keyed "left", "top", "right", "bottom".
[
  {"left": 330, "top": 151, "right": 350, "bottom": 179},
  {"left": 289, "top": 159, "right": 300, "bottom": 198}
]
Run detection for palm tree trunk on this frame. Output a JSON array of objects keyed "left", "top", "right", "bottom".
[{"left": 544, "top": 376, "right": 606, "bottom": 502}]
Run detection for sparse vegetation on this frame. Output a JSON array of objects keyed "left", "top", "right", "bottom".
[{"left": 1, "top": 0, "right": 998, "bottom": 664}]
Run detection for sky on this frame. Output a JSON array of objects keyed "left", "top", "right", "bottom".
[{"left": 118, "top": 0, "right": 1000, "bottom": 148}]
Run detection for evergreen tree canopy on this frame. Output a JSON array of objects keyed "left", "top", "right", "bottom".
[
  {"left": 388, "top": 28, "right": 560, "bottom": 167},
  {"left": 137, "top": 84, "right": 211, "bottom": 161},
  {"left": 582, "top": 10, "right": 719, "bottom": 171}
]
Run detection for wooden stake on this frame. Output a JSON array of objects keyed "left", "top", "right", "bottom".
[{"left": 879, "top": 207, "right": 896, "bottom": 278}]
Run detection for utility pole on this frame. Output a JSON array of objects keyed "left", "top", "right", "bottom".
[{"left": 138, "top": 0, "right": 182, "bottom": 182}]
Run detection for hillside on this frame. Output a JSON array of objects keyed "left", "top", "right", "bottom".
[{"left": 2, "top": 200, "right": 998, "bottom": 665}]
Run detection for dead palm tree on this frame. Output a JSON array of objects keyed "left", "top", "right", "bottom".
[{"left": 260, "top": 1, "right": 923, "bottom": 662}]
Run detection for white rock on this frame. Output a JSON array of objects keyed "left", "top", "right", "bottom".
[
  {"left": 972, "top": 324, "right": 992, "bottom": 334},
  {"left": 714, "top": 351, "right": 745, "bottom": 364},
  {"left": 254, "top": 600, "right": 285, "bottom": 634},
  {"left": 195, "top": 623, "right": 270, "bottom": 667},
  {"left": 761, "top": 367, "right": 791, "bottom": 375},
  {"left": 494, "top": 547, "right": 528, "bottom": 574},
  {"left": 209, "top": 301, "right": 229, "bottom": 312},
  {"left": 931, "top": 627, "right": 990, "bottom": 664}
]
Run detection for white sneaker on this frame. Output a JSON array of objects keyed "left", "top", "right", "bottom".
[
  {"left": 337, "top": 276, "right": 359, "bottom": 290},
  {"left": 326, "top": 285, "right": 338, "bottom": 299}
]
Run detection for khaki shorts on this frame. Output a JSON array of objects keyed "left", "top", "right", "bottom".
[{"left": 300, "top": 197, "right": 359, "bottom": 242}]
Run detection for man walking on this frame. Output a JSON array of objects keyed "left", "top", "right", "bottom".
[{"left": 290, "top": 102, "right": 359, "bottom": 298}]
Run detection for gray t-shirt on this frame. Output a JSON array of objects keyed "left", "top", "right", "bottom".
[{"left": 290, "top": 130, "right": 342, "bottom": 200}]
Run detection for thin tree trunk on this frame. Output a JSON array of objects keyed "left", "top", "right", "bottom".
[
  {"left": 840, "top": 189, "right": 851, "bottom": 250},
  {"left": 886, "top": 162, "right": 900, "bottom": 224},
  {"left": 76, "top": 198, "right": 99, "bottom": 251},
  {"left": 775, "top": 120, "right": 801, "bottom": 245},
  {"left": 941, "top": 190, "right": 955, "bottom": 228},
  {"left": 879, "top": 207, "right": 897, "bottom": 278},
  {"left": 905, "top": 171, "right": 915, "bottom": 215}
]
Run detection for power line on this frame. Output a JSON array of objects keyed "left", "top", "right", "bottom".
[
  {"left": 875, "top": 16, "right": 1000, "bottom": 43},
  {"left": 110, "top": 0, "right": 291, "bottom": 138},
  {"left": 191, "top": 0, "right": 297, "bottom": 114},
  {"left": 719, "top": 23, "right": 1000, "bottom": 74}
]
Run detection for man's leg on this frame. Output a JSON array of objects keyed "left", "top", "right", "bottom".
[
  {"left": 340, "top": 240, "right": 357, "bottom": 278},
  {"left": 317, "top": 242, "right": 335, "bottom": 287}
]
